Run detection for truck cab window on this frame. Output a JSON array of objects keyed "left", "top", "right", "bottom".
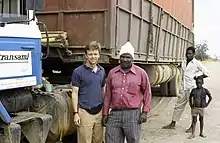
[
  {"left": 0, "top": 0, "right": 3, "bottom": 14},
  {"left": 0, "top": 0, "right": 27, "bottom": 23},
  {"left": 0, "top": 0, "right": 26, "bottom": 15}
]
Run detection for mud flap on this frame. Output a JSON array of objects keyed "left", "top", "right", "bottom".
[
  {"left": 0, "top": 123, "right": 21, "bottom": 143},
  {"left": 13, "top": 112, "right": 52, "bottom": 143}
]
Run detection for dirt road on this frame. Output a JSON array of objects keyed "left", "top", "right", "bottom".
[{"left": 140, "top": 61, "right": 220, "bottom": 143}]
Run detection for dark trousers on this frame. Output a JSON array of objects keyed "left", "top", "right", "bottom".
[{"left": 105, "top": 109, "right": 141, "bottom": 143}]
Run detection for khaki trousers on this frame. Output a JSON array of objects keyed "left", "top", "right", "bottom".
[
  {"left": 77, "top": 108, "right": 103, "bottom": 143},
  {"left": 172, "top": 89, "right": 191, "bottom": 122}
]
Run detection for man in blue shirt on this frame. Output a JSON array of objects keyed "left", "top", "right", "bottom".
[{"left": 71, "top": 41, "right": 106, "bottom": 143}]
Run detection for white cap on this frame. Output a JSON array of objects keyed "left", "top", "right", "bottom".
[{"left": 119, "top": 41, "right": 135, "bottom": 58}]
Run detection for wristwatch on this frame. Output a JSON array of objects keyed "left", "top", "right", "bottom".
[{"left": 73, "top": 112, "right": 78, "bottom": 115}]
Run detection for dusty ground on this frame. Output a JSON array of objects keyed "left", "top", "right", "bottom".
[
  {"left": 62, "top": 62, "right": 220, "bottom": 143},
  {"left": 140, "top": 61, "right": 220, "bottom": 143}
]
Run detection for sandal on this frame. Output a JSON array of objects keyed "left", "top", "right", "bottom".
[
  {"left": 199, "top": 134, "right": 206, "bottom": 138},
  {"left": 162, "top": 124, "right": 175, "bottom": 129},
  {"left": 188, "top": 135, "right": 195, "bottom": 139},
  {"left": 185, "top": 128, "right": 192, "bottom": 133}
]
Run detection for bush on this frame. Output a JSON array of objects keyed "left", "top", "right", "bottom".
[{"left": 195, "top": 41, "right": 210, "bottom": 61}]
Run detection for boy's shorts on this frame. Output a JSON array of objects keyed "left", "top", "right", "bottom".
[{"left": 191, "top": 107, "right": 205, "bottom": 117}]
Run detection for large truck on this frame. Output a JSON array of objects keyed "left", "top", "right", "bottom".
[
  {"left": 0, "top": 0, "right": 194, "bottom": 142},
  {"left": 35, "top": 0, "right": 194, "bottom": 141},
  {"left": 36, "top": 0, "right": 194, "bottom": 90}
]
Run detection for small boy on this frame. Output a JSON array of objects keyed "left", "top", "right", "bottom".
[{"left": 188, "top": 76, "right": 212, "bottom": 139}]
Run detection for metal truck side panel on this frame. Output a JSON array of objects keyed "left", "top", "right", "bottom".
[
  {"left": 37, "top": 0, "right": 107, "bottom": 47},
  {"left": 36, "top": 0, "right": 194, "bottom": 63},
  {"left": 109, "top": 0, "right": 193, "bottom": 62},
  {"left": 154, "top": 0, "right": 193, "bottom": 29}
]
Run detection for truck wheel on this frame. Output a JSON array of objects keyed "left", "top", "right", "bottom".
[{"left": 168, "top": 68, "right": 181, "bottom": 96}]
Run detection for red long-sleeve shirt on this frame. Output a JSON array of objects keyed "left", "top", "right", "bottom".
[{"left": 103, "top": 64, "right": 151, "bottom": 115}]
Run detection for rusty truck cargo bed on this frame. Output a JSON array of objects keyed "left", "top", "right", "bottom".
[{"left": 36, "top": 0, "right": 194, "bottom": 63}]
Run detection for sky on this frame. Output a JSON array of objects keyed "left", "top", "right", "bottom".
[{"left": 194, "top": 0, "right": 220, "bottom": 57}]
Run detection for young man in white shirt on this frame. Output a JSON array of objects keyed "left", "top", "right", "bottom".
[{"left": 162, "top": 46, "right": 210, "bottom": 132}]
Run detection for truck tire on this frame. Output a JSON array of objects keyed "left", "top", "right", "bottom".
[{"left": 168, "top": 68, "right": 181, "bottom": 96}]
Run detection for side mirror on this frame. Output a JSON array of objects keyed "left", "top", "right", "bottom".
[{"left": 26, "top": 0, "right": 45, "bottom": 11}]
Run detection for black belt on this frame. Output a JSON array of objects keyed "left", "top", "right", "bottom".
[
  {"left": 111, "top": 108, "right": 139, "bottom": 111},
  {"left": 81, "top": 104, "right": 103, "bottom": 115}
]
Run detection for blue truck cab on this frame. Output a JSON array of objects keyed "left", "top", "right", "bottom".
[
  {"left": 0, "top": 0, "right": 44, "bottom": 91},
  {"left": 0, "top": 0, "right": 45, "bottom": 124},
  {"left": 0, "top": 19, "right": 42, "bottom": 91}
]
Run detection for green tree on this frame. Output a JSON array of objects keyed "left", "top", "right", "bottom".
[{"left": 195, "top": 41, "right": 210, "bottom": 61}]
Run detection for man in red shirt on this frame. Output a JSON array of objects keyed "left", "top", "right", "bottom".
[{"left": 102, "top": 42, "right": 152, "bottom": 143}]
